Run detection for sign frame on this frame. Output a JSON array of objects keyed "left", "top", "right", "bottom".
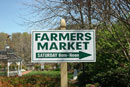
[{"left": 31, "top": 30, "right": 96, "bottom": 63}]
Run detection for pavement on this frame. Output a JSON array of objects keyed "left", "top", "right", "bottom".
[{"left": 22, "top": 70, "right": 32, "bottom": 75}]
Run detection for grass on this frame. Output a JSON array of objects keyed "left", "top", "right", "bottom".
[
  {"left": 24, "top": 70, "right": 73, "bottom": 80},
  {"left": 24, "top": 70, "right": 60, "bottom": 77}
]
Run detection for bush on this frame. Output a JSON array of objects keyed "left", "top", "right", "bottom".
[
  {"left": 78, "top": 63, "right": 130, "bottom": 87},
  {"left": 95, "top": 64, "right": 130, "bottom": 87},
  {"left": 0, "top": 75, "right": 60, "bottom": 87},
  {"left": 0, "top": 74, "right": 75, "bottom": 87},
  {"left": 34, "top": 64, "right": 41, "bottom": 71}
]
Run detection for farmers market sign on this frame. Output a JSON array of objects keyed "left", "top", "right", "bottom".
[{"left": 31, "top": 30, "right": 96, "bottom": 62}]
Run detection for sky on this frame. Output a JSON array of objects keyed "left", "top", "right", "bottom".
[{"left": 0, "top": 0, "right": 32, "bottom": 34}]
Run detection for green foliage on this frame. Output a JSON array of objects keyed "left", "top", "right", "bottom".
[
  {"left": 34, "top": 64, "right": 41, "bottom": 71},
  {"left": 86, "top": 84, "right": 92, "bottom": 87},
  {"left": 25, "top": 71, "right": 73, "bottom": 80},
  {"left": 0, "top": 71, "right": 74, "bottom": 87},
  {"left": 94, "top": 63, "right": 130, "bottom": 87},
  {"left": 22, "top": 65, "right": 27, "bottom": 70},
  {"left": 44, "top": 64, "right": 52, "bottom": 70},
  {"left": 0, "top": 71, "right": 6, "bottom": 76},
  {"left": 0, "top": 75, "right": 60, "bottom": 87},
  {"left": 78, "top": 22, "right": 130, "bottom": 87},
  {"left": 10, "top": 63, "right": 18, "bottom": 70},
  {"left": 25, "top": 71, "right": 60, "bottom": 77}
]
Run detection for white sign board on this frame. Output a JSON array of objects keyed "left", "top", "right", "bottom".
[{"left": 31, "top": 30, "right": 96, "bottom": 62}]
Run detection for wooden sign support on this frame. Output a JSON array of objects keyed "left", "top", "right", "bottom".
[{"left": 60, "top": 19, "right": 68, "bottom": 87}]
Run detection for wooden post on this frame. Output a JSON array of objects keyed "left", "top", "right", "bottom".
[{"left": 60, "top": 19, "right": 68, "bottom": 87}]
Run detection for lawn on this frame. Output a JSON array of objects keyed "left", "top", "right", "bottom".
[{"left": 24, "top": 70, "right": 73, "bottom": 80}]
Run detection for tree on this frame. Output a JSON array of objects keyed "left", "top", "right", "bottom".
[
  {"left": 93, "top": 0, "right": 130, "bottom": 61},
  {"left": 24, "top": 1, "right": 130, "bottom": 61},
  {"left": 78, "top": 23, "right": 130, "bottom": 86},
  {"left": 11, "top": 32, "right": 31, "bottom": 65},
  {"left": 0, "top": 33, "right": 9, "bottom": 50},
  {"left": 23, "top": 0, "right": 98, "bottom": 29}
]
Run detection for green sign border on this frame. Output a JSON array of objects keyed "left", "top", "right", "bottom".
[{"left": 31, "top": 30, "right": 96, "bottom": 62}]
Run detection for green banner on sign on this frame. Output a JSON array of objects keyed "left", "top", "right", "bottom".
[{"left": 36, "top": 51, "right": 91, "bottom": 59}]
